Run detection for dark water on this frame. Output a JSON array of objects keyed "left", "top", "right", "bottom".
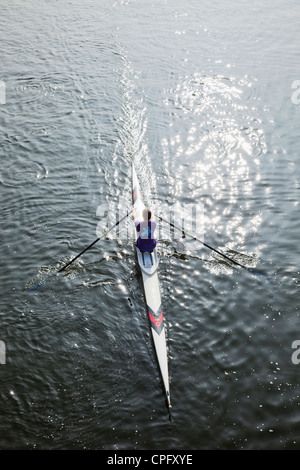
[{"left": 0, "top": 0, "right": 299, "bottom": 450}]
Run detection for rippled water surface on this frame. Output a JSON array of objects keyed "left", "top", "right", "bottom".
[{"left": 0, "top": 0, "right": 299, "bottom": 450}]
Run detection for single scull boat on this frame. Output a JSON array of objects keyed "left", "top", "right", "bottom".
[{"left": 132, "top": 163, "right": 172, "bottom": 419}]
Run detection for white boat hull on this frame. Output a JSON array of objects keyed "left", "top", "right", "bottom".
[{"left": 132, "top": 163, "right": 171, "bottom": 414}]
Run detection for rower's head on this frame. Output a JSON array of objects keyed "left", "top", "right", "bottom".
[{"left": 142, "top": 208, "right": 152, "bottom": 221}]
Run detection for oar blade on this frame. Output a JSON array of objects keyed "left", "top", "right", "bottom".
[
  {"left": 249, "top": 268, "right": 273, "bottom": 283},
  {"left": 26, "top": 273, "right": 57, "bottom": 294}
]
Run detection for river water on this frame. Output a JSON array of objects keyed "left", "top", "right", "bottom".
[{"left": 0, "top": 0, "right": 299, "bottom": 451}]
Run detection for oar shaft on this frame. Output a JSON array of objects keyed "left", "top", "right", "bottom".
[
  {"left": 57, "top": 238, "right": 100, "bottom": 273},
  {"left": 156, "top": 214, "right": 261, "bottom": 276}
]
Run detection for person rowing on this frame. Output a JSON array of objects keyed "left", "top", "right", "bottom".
[{"left": 132, "top": 207, "right": 157, "bottom": 253}]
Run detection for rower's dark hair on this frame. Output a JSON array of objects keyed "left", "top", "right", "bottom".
[{"left": 143, "top": 208, "right": 152, "bottom": 221}]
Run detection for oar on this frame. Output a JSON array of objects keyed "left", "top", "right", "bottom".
[
  {"left": 27, "top": 210, "right": 132, "bottom": 293},
  {"left": 156, "top": 214, "right": 269, "bottom": 279}
]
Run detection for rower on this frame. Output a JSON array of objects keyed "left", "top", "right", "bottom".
[{"left": 132, "top": 208, "right": 157, "bottom": 255}]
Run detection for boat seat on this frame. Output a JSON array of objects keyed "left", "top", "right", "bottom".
[{"left": 141, "top": 251, "right": 154, "bottom": 268}]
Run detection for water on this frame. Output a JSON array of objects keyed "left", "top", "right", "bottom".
[{"left": 0, "top": 0, "right": 299, "bottom": 450}]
